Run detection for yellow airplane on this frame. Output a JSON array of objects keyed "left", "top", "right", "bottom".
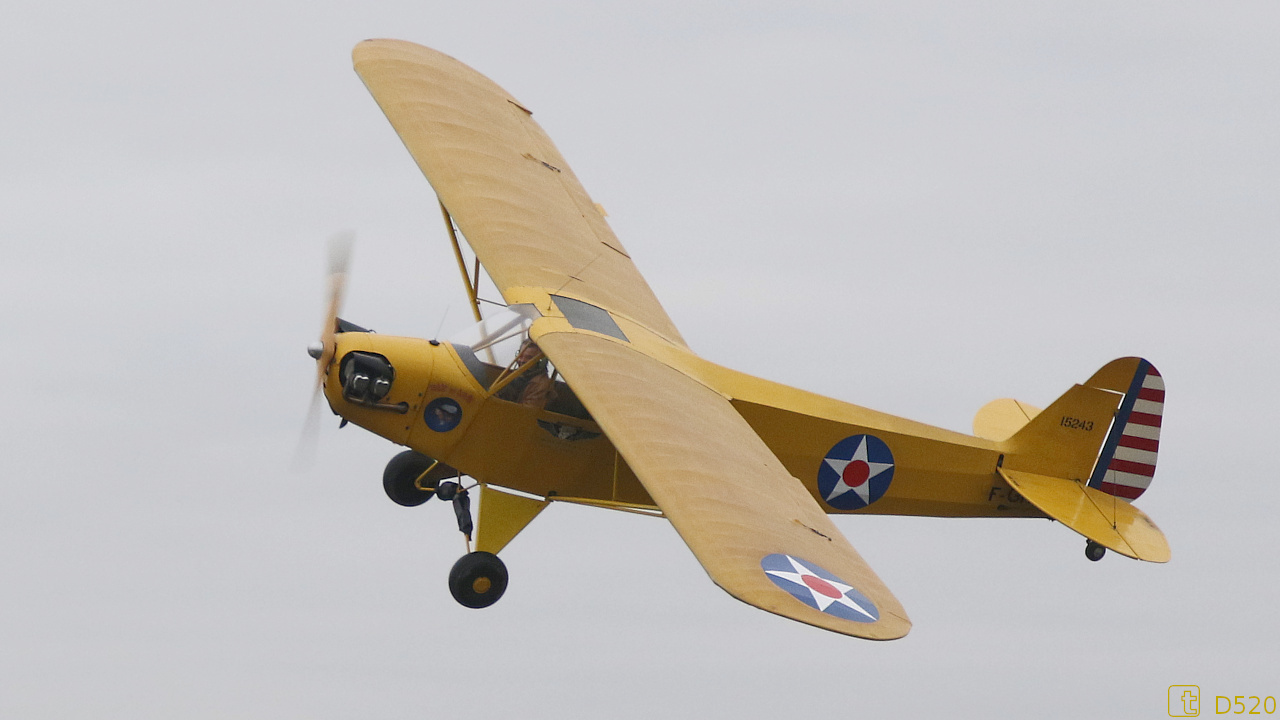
[{"left": 306, "top": 39, "right": 1169, "bottom": 640}]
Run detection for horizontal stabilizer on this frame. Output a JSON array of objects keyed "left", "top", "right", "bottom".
[
  {"left": 973, "top": 398, "right": 1042, "bottom": 441},
  {"left": 999, "top": 468, "right": 1169, "bottom": 562}
]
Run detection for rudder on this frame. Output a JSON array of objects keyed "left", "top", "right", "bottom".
[{"left": 1084, "top": 358, "right": 1164, "bottom": 501}]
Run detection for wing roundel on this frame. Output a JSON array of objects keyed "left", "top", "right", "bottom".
[{"left": 535, "top": 328, "right": 911, "bottom": 640}]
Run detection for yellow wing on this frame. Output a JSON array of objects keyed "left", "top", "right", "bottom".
[
  {"left": 535, "top": 328, "right": 910, "bottom": 640},
  {"left": 355, "top": 39, "right": 909, "bottom": 639},
  {"left": 352, "top": 39, "right": 686, "bottom": 347}
]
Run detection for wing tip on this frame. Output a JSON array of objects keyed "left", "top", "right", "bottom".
[
  {"left": 353, "top": 38, "right": 436, "bottom": 65},
  {"left": 351, "top": 39, "right": 522, "bottom": 109},
  {"left": 715, "top": 577, "right": 912, "bottom": 641}
]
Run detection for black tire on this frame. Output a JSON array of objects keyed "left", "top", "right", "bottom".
[
  {"left": 448, "top": 552, "right": 509, "bottom": 609},
  {"left": 1085, "top": 540, "right": 1107, "bottom": 562},
  {"left": 382, "top": 450, "right": 454, "bottom": 507}
]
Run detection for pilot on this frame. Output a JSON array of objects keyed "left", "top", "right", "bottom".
[{"left": 497, "top": 339, "right": 554, "bottom": 409}]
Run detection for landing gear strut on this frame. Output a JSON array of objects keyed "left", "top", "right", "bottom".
[
  {"left": 1085, "top": 540, "right": 1107, "bottom": 562},
  {"left": 438, "top": 482, "right": 505, "bottom": 607},
  {"left": 381, "top": 451, "right": 510, "bottom": 608},
  {"left": 382, "top": 450, "right": 456, "bottom": 507}
]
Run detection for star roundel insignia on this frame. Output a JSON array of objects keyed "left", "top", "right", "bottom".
[
  {"left": 817, "top": 434, "right": 895, "bottom": 510},
  {"left": 423, "top": 397, "right": 463, "bottom": 433},
  {"left": 760, "top": 554, "right": 879, "bottom": 623}
]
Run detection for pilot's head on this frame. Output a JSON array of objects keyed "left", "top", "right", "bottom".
[{"left": 516, "top": 339, "right": 541, "bottom": 365}]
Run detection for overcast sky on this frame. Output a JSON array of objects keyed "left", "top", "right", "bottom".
[{"left": 3, "top": 2, "right": 1277, "bottom": 718}]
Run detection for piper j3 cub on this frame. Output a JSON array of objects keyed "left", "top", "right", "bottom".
[{"left": 305, "top": 39, "right": 1169, "bottom": 640}]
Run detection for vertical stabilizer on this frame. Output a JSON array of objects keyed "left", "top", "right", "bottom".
[{"left": 1003, "top": 384, "right": 1120, "bottom": 481}]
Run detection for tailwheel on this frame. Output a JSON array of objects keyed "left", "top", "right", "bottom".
[
  {"left": 1085, "top": 540, "right": 1107, "bottom": 562},
  {"left": 449, "top": 551, "right": 508, "bottom": 609}
]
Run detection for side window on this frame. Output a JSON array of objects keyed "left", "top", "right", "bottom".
[{"left": 490, "top": 347, "right": 593, "bottom": 422}]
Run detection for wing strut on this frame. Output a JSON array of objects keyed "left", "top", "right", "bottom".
[{"left": 439, "top": 201, "right": 484, "bottom": 323}]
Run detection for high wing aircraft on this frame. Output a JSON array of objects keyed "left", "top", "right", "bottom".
[{"left": 305, "top": 39, "right": 1169, "bottom": 640}]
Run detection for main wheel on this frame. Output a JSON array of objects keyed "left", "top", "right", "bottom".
[
  {"left": 382, "top": 450, "right": 454, "bottom": 507},
  {"left": 449, "top": 551, "right": 509, "bottom": 609},
  {"left": 1085, "top": 540, "right": 1107, "bottom": 562}
]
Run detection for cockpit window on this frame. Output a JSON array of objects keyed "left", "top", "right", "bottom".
[{"left": 447, "top": 303, "right": 592, "bottom": 421}]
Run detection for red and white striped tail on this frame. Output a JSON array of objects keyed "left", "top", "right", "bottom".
[{"left": 1088, "top": 360, "right": 1163, "bottom": 501}]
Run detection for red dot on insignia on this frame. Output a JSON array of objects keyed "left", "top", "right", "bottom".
[
  {"left": 843, "top": 460, "right": 870, "bottom": 488},
  {"left": 801, "top": 574, "right": 844, "bottom": 599}
]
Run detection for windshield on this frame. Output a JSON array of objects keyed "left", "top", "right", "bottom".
[{"left": 449, "top": 304, "right": 540, "bottom": 366}]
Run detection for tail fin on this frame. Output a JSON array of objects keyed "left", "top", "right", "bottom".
[
  {"left": 1001, "top": 381, "right": 1122, "bottom": 482},
  {"left": 992, "top": 357, "right": 1169, "bottom": 562},
  {"left": 1083, "top": 358, "right": 1164, "bottom": 501},
  {"left": 998, "top": 357, "right": 1164, "bottom": 501}
]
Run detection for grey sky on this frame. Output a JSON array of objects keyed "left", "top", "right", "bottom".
[{"left": 3, "top": 2, "right": 1277, "bottom": 717}]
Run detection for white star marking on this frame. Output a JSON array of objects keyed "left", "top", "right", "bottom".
[
  {"left": 823, "top": 436, "right": 894, "bottom": 505},
  {"left": 764, "top": 555, "right": 877, "bottom": 620}
]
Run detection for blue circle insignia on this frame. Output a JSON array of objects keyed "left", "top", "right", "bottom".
[
  {"left": 816, "top": 434, "right": 895, "bottom": 510},
  {"left": 761, "top": 553, "right": 879, "bottom": 623},
  {"left": 423, "top": 397, "right": 463, "bottom": 433}
]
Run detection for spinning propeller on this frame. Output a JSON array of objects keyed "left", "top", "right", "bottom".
[
  {"left": 294, "top": 230, "right": 489, "bottom": 602},
  {"left": 308, "top": 231, "right": 354, "bottom": 383},
  {"left": 295, "top": 232, "right": 354, "bottom": 468}
]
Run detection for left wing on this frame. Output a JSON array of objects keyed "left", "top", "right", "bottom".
[
  {"left": 353, "top": 39, "right": 686, "bottom": 346},
  {"left": 534, "top": 326, "right": 911, "bottom": 640}
]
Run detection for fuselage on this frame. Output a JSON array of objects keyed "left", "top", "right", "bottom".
[{"left": 324, "top": 325, "right": 1044, "bottom": 520}]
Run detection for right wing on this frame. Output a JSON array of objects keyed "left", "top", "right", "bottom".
[{"left": 535, "top": 327, "right": 911, "bottom": 640}]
